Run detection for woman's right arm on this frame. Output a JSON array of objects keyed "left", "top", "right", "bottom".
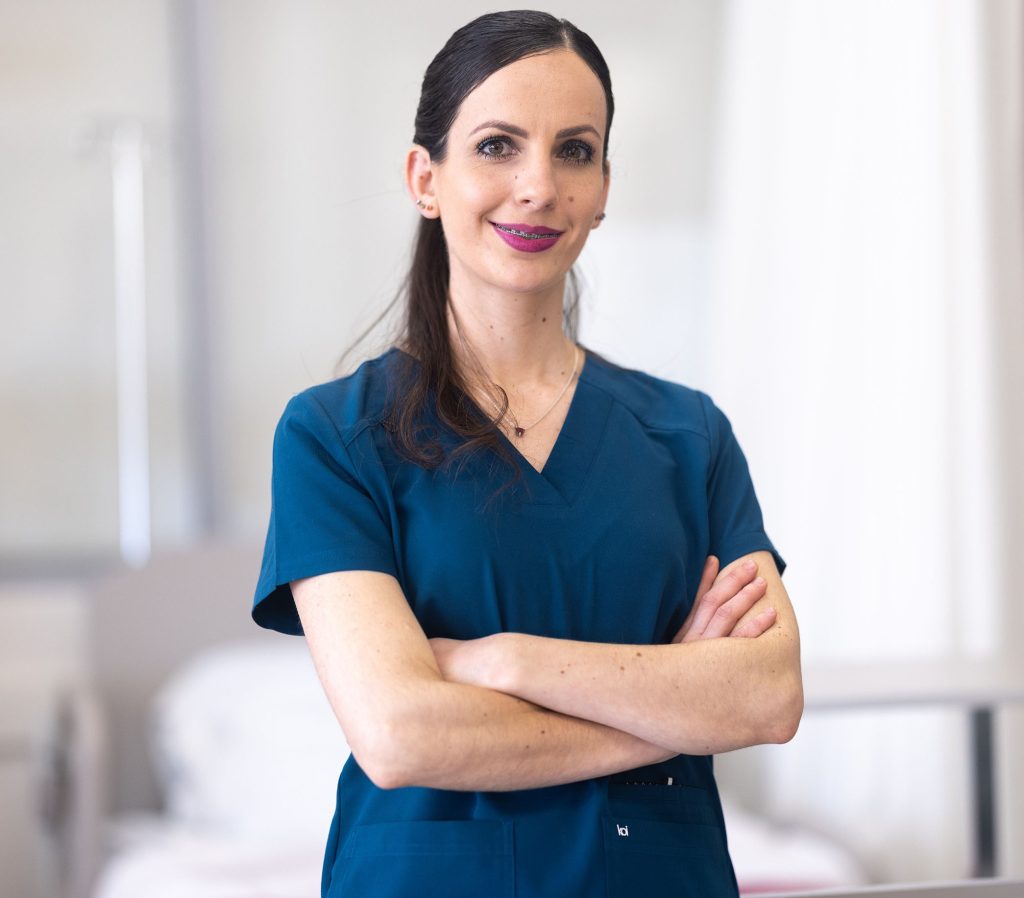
[{"left": 293, "top": 569, "right": 678, "bottom": 792}]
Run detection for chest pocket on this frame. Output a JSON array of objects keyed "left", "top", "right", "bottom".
[
  {"left": 603, "top": 783, "right": 738, "bottom": 898},
  {"left": 327, "top": 819, "right": 515, "bottom": 898}
]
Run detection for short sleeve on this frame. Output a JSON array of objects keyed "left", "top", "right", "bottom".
[
  {"left": 698, "top": 391, "right": 787, "bottom": 576},
  {"left": 252, "top": 391, "right": 399, "bottom": 636}
]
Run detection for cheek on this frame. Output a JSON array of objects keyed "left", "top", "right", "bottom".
[
  {"left": 563, "top": 170, "right": 602, "bottom": 202},
  {"left": 442, "top": 178, "right": 505, "bottom": 255},
  {"left": 454, "top": 168, "right": 508, "bottom": 214}
]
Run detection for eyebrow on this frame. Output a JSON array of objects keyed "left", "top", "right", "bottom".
[{"left": 468, "top": 119, "right": 602, "bottom": 141}]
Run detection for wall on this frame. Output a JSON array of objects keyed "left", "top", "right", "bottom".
[
  {"left": 0, "top": 0, "right": 190, "bottom": 559},
  {"left": 1, "top": 0, "right": 1020, "bottom": 888}
]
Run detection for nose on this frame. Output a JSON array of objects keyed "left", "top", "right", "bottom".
[{"left": 513, "top": 154, "right": 558, "bottom": 210}]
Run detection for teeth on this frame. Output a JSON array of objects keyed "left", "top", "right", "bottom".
[{"left": 495, "top": 224, "right": 559, "bottom": 239}]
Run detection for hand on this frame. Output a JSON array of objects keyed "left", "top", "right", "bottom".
[{"left": 671, "top": 555, "right": 776, "bottom": 644}]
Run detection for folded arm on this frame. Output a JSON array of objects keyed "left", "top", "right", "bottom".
[
  {"left": 437, "top": 551, "right": 803, "bottom": 755},
  {"left": 292, "top": 569, "right": 677, "bottom": 792}
]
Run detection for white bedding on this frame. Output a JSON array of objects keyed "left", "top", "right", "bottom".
[{"left": 92, "top": 814, "right": 324, "bottom": 898}]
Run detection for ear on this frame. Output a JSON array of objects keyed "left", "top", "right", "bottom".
[
  {"left": 591, "top": 162, "right": 611, "bottom": 229},
  {"left": 405, "top": 144, "right": 439, "bottom": 218}
]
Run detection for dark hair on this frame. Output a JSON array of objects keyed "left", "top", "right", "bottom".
[{"left": 338, "top": 10, "right": 615, "bottom": 509}]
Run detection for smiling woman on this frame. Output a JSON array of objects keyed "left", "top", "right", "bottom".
[{"left": 250, "top": 10, "right": 800, "bottom": 898}]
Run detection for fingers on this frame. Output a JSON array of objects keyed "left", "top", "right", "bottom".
[
  {"left": 682, "top": 560, "right": 765, "bottom": 642},
  {"left": 730, "top": 606, "right": 777, "bottom": 639},
  {"left": 683, "top": 559, "right": 757, "bottom": 638},
  {"left": 696, "top": 555, "right": 719, "bottom": 601},
  {"left": 694, "top": 577, "right": 768, "bottom": 640},
  {"left": 671, "top": 556, "right": 719, "bottom": 644}
]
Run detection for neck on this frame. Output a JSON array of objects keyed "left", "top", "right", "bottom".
[{"left": 446, "top": 274, "right": 574, "bottom": 393}]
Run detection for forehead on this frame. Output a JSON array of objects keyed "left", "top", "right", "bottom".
[{"left": 451, "top": 49, "right": 607, "bottom": 139}]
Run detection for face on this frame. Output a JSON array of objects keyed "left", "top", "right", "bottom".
[{"left": 407, "top": 49, "right": 610, "bottom": 298}]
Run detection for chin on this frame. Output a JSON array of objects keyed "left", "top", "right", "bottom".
[{"left": 491, "top": 269, "right": 567, "bottom": 296}]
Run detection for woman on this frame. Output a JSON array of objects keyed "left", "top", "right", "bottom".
[{"left": 252, "top": 10, "right": 802, "bottom": 898}]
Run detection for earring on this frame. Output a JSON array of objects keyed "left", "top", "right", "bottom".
[{"left": 416, "top": 199, "right": 435, "bottom": 212}]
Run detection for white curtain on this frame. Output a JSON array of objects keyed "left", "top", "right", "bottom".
[{"left": 705, "top": 0, "right": 1018, "bottom": 880}]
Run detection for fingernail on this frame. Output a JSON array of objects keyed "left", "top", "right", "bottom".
[{"left": 754, "top": 576, "right": 765, "bottom": 586}]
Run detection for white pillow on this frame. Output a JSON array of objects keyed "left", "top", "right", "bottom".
[{"left": 148, "top": 639, "right": 351, "bottom": 841}]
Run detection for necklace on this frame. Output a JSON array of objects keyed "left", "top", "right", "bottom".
[{"left": 482, "top": 342, "right": 581, "bottom": 438}]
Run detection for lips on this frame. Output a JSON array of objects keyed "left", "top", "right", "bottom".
[{"left": 489, "top": 221, "right": 564, "bottom": 253}]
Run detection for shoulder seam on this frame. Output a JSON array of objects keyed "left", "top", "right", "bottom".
[
  {"left": 582, "top": 369, "right": 711, "bottom": 442},
  {"left": 301, "top": 390, "right": 378, "bottom": 451},
  {"left": 695, "top": 389, "right": 715, "bottom": 453}
]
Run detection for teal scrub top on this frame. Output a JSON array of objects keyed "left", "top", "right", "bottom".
[{"left": 252, "top": 345, "right": 786, "bottom": 898}]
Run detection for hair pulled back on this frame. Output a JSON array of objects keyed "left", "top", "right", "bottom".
[{"left": 341, "top": 10, "right": 615, "bottom": 507}]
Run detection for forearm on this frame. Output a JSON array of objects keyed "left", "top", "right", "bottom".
[
  {"left": 492, "top": 628, "right": 802, "bottom": 755},
  {"left": 385, "top": 679, "right": 676, "bottom": 791}
]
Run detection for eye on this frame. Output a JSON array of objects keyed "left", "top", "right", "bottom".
[
  {"left": 475, "top": 136, "right": 516, "bottom": 161},
  {"left": 560, "top": 140, "right": 596, "bottom": 167}
]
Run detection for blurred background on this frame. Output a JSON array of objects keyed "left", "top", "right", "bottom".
[{"left": 1, "top": 1, "right": 1022, "bottom": 896}]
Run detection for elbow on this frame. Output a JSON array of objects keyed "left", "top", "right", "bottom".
[
  {"left": 352, "top": 724, "right": 419, "bottom": 786},
  {"left": 366, "top": 764, "right": 407, "bottom": 791},
  {"left": 355, "top": 697, "right": 440, "bottom": 790},
  {"left": 360, "top": 745, "right": 407, "bottom": 786},
  {"left": 765, "top": 672, "right": 804, "bottom": 744},
  {"left": 347, "top": 736, "right": 400, "bottom": 790}
]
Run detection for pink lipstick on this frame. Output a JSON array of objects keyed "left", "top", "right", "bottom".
[{"left": 489, "top": 221, "right": 563, "bottom": 253}]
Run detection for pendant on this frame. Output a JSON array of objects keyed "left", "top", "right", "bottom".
[{"left": 514, "top": 426, "right": 525, "bottom": 437}]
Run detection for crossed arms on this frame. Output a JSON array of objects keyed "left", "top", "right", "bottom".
[{"left": 292, "top": 550, "right": 802, "bottom": 792}]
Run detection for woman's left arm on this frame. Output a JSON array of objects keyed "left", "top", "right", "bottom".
[{"left": 435, "top": 550, "right": 802, "bottom": 756}]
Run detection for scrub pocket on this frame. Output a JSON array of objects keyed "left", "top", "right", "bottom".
[
  {"left": 327, "top": 819, "right": 515, "bottom": 898},
  {"left": 603, "top": 783, "right": 737, "bottom": 897}
]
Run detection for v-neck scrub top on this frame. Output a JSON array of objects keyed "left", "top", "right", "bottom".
[{"left": 253, "top": 346, "right": 785, "bottom": 898}]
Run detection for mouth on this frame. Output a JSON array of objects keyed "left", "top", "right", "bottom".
[
  {"left": 489, "top": 221, "right": 564, "bottom": 254},
  {"left": 489, "top": 221, "right": 565, "bottom": 239}
]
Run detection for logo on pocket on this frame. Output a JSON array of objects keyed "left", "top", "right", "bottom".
[{"left": 616, "top": 824, "right": 629, "bottom": 837}]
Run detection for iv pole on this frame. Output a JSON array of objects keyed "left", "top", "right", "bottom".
[{"left": 108, "top": 121, "right": 151, "bottom": 568}]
